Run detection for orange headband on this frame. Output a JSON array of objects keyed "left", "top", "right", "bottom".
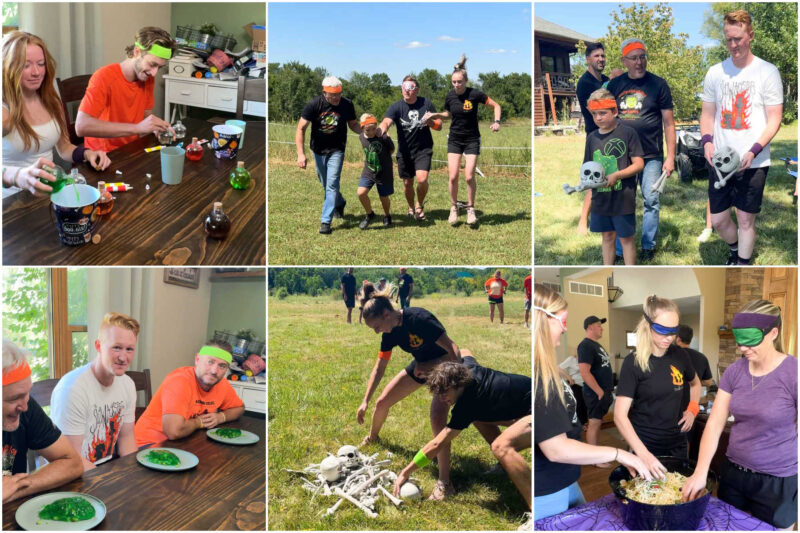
[
  {"left": 622, "top": 41, "right": 646, "bottom": 57},
  {"left": 361, "top": 116, "right": 377, "bottom": 127},
  {"left": 323, "top": 85, "right": 342, "bottom": 94},
  {"left": 588, "top": 99, "right": 617, "bottom": 111},
  {"left": 3, "top": 361, "right": 31, "bottom": 386}
]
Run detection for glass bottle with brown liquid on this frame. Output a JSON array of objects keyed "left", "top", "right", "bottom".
[
  {"left": 96, "top": 181, "right": 114, "bottom": 215},
  {"left": 204, "top": 202, "right": 230, "bottom": 239}
]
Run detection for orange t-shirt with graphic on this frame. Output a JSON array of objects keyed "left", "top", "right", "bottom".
[
  {"left": 134, "top": 366, "right": 244, "bottom": 446},
  {"left": 78, "top": 63, "right": 154, "bottom": 152},
  {"left": 485, "top": 277, "right": 508, "bottom": 299}
]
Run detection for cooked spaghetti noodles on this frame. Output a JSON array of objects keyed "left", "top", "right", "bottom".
[{"left": 620, "top": 472, "right": 688, "bottom": 505}]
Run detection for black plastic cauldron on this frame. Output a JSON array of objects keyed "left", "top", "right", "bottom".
[{"left": 609, "top": 456, "right": 717, "bottom": 531}]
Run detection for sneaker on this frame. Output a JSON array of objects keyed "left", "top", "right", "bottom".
[
  {"left": 428, "top": 479, "right": 455, "bottom": 501},
  {"left": 383, "top": 215, "right": 392, "bottom": 227},
  {"left": 638, "top": 249, "right": 655, "bottom": 263},
  {"left": 319, "top": 222, "right": 332, "bottom": 235},
  {"left": 359, "top": 212, "right": 375, "bottom": 230},
  {"left": 697, "top": 227, "right": 713, "bottom": 243},
  {"left": 518, "top": 512, "right": 532, "bottom": 531},
  {"left": 725, "top": 254, "right": 738, "bottom": 266},
  {"left": 613, "top": 255, "right": 624, "bottom": 265},
  {"left": 333, "top": 199, "right": 346, "bottom": 219},
  {"left": 448, "top": 205, "right": 459, "bottom": 225},
  {"left": 466, "top": 206, "right": 477, "bottom": 225}
]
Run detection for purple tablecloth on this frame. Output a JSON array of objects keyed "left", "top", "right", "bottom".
[{"left": 534, "top": 493, "right": 777, "bottom": 531}]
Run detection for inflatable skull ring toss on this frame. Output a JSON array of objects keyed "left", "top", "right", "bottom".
[
  {"left": 285, "top": 444, "right": 414, "bottom": 518},
  {"left": 563, "top": 161, "right": 607, "bottom": 194},
  {"left": 712, "top": 146, "right": 741, "bottom": 189}
]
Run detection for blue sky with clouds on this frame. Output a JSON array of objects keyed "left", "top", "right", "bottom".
[
  {"left": 268, "top": 3, "right": 532, "bottom": 84},
  {"left": 535, "top": 2, "right": 718, "bottom": 48}
]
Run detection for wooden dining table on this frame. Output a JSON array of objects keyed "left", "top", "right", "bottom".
[
  {"left": 2, "top": 118, "right": 265, "bottom": 265},
  {"left": 2, "top": 415, "right": 265, "bottom": 530}
]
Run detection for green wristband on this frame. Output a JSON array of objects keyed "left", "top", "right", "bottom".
[
  {"left": 198, "top": 345, "right": 232, "bottom": 363},
  {"left": 413, "top": 450, "right": 431, "bottom": 469}
]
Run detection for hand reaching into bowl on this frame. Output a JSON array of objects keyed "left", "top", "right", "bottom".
[
  {"left": 638, "top": 450, "right": 668, "bottom": 480},
  {"left": 617, "top": 449, "right": 653, "bottom": 481},
  {"left": 681, "top": 471, "right": 709, "bottom": 502}
]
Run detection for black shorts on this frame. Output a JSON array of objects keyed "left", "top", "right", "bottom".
[
  {"left": 583, "top": 389, "right": 613, "bottom": 420},
  {"left": 639, "top": 437, "right": 689, "bottom": 459},
  {"left": 406, "top": 354, "right": 477, "bottom": 385},
  {"left": 707, "top": 163, "right": 769, "bottom": 214},
  {"left": 447, "top": 137, "right": 480, "bottom": 155},
  {"left": 719, "top": 458, "right": 798, "bottom": 529},
  {"left": 344, "top": 296, "right": 355, "bottom": 309},
  {"left": 489, "top": 296, "right": 503, "bottom": 305},
  {"left": 396, "top": 149, "right": 432, "bottom": 180}
]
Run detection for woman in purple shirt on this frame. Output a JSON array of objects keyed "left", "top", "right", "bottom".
[{"left": 683, "top": 299, "right": 797, "bottom": 529}]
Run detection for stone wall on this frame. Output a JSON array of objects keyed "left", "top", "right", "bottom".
[{"left": 719, "top": 268, "right": 765, "bottom": 370}]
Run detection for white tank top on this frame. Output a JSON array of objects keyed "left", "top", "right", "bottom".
[{"left": 2, "top": 116, "right": 62, "bottom": 167}]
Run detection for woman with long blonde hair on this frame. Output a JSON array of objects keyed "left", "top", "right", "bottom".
[
  {"left": 614, "top": 294, "right": 702, "bottom": 480},
  {"left": 534, "top": 283, "right": 648, "bottom": 520},
  {"left": 2, "top": 31, "right": 110, "bottom": 195},
  {"left": 683, "top": 299, "right": 796, "bottom": 529}
]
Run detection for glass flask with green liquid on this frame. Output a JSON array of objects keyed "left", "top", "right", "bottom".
[{"left": 229, "top": 161, "right": 251, "bottom": 190}]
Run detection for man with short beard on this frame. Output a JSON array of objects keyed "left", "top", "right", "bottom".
[
  {"left": 75, "top": 26, "right": 176, "bottom": 152},
  {"left": 2, "top": 340, "right": 82, "bottom": 503},
  {"left": 134, "top": 341, "right": 244, "bottom": 446},
  {"left": 51, "top": 313, "right": 140, "bottom": 470}
]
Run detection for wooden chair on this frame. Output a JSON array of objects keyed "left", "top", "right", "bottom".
[
  {"left": 56, "top": 74, "right": 93, "bottom": 146},
  {"left": 125, "top": 369, "right": 152, "bottom": 421},
  {"left": 235, "top": 76, "right": 266, "bottom": 120},
  {"left": 27, "top": 378, "right": 60, "bottom": 472}
]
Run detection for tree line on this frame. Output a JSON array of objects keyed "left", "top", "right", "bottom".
[
  {"left": 268, "top": 62, "right": 532, "bottom": 123},
  {"left": 268, "top": 268, "right": 531, "bottom": 298}
]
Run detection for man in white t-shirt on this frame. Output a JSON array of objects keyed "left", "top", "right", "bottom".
[
  {"left": 700, "top": 9, "right": 783, "bottom": 265},
  {"left": 50, "top": 312, "right": 139, "bottom": 470}
]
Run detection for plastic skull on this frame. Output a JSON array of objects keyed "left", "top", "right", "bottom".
[
  {"left": 579, "top": 161, "right": 605, "bottom": 186},
  {"left": 320, "top": 456, "right": 341, "bottom": 482},
  {"left": 399, "top": 482, "right": 422, "bottom": 500},
  {"left": 712, "top": 146, "right": 740, "bottom": 174},
  {"left": 337, "top": 445, "right": 361, "bottom": 468}
]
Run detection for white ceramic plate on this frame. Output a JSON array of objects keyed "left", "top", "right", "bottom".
[
  {"left": 15, "top": 492, "right": 106, "bottom": 531},
  {"left": 206, "top": 428, "right": 260, "bottom": 445},
  {"left": 136, "top": 447, "right": 199, "bottom": 471}
]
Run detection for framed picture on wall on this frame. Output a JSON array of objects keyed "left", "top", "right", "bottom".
[{"left": 164, "top": 268, "right": 200, "bottom": 289}]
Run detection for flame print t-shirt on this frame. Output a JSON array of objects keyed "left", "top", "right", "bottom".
[
  {"left": 702, "top": 56, "right": 783, "bottom": 169},
  {"left": 3, "top": 397, "right": 61, "bottom": 475},
  {"left": 617, "top": 345, "right": 696, "bottom": 451},
  {"left": 380, "top": 307, "right": 447, "bottom": 362},
  {"left": 607, "top": 71, "right": 673, "bottom": 160},
  {"left": 50, "top": 364, "right": 135, "bottom": 466}
]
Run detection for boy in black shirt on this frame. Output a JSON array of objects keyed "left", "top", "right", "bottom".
[
  {"left": 357, "top": 114, "right": 395, "bottom": 230},
  {"left": 584, "top": 88, "right": 644, "bottom": 265},
  {"left": 340, "top": 268, "right": 356, "bottom": 323}
]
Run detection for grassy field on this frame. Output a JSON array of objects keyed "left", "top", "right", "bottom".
[
  {"left": 268, "top": 292, "right": 532, "bottom": 531},
  {"left": 534, "top": 122, "right": 798, "bottom": 265},
  {"left": 268, "top": 121, "right": 531, "bottom": 265}
]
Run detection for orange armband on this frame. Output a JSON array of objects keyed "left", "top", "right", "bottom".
[
  {"left": 378, "top": 351, "right": 392, "bottom": 361},
  {"left": 687, "top": 401, "right": 700, "bottom": 417},
  {"left": 431, "top": 119, "right": 442, "bottom": 131}
]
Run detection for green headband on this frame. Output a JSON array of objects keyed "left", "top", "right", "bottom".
[
  {"left": 198, "top": 345, "right": 232, "bottom": 364},
  {"left": 135, "top": 41, "right": 172, "bottom": 60}
]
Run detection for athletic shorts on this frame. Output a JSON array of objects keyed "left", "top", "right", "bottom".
[
  {"left": 524, "top": 299, "right": 532, "bottom": 311},
  {"left": 344, "top": 295, "right": 355, "bottom": 309},
  {"left": 489, "top": 296, "right": 504, "bottom": 304},
  {"left": 396, "top": 149, "right": 432, "bottom": 179},
  {"left": 590, "top": 213, "right": 635, "bottom": 238},
  {"left": 358, "top": 175, "right": 394, "bottom": 196},
  {"left": 447, "top": 137, "right": 480, "bottom": 155},
  {"left": 707, "top": 163, "right": 768, "bottom": 214},
  {"left": 583, "top": 389, "right": 613, "bottom": 420},
  {"left": 719, "top": 458, "right": 798, "bottom": 529},
  {"left": 406, "top": 354, "right": 478, "bottom": 385}
]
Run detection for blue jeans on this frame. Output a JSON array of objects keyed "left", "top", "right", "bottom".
[
  {"left": 533, "top": 481, "right": 586, "bottom": 521},
  {"left": 314, "top": 151, "right": 345, "bottom": 224},
  {"left": 616, "top": 157, "right": 662, "bottom": 255}
]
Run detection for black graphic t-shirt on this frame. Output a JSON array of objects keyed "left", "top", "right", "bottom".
[
  {"left": 535, "top": 378, "right": 582, "bottom": 496},
  {"left": 444, "top": 87, "right": 488, "bottom": 140},
  {"left": 447, "top": 364, "right": 531, "bottom": 430},
  {"left": 301, "top": 95, "right": 357, "bottom": 155},
  {"left": 380, "top": 307, "right": 446, "bottom": 362},
  {"left": 681, "top": 348, "right": 710, "bottom": 410},
  {"left": 385, "top": 98, "right": 436, "bottom": 156},
  {"left": 617, "top": 345, "right": 696, "bottom": 451},
  {"left": 359, "top": 132, "right": 394, "bottom": 184},
  {"left": 607, "top": 72, "right": 673, "bottom": 159},
  {"left": 340, "top": 273, "right": 356, "bottom": 297},
  {"left": 578, "top": 338, "right": 614, "bottom": 396},
  {"left": 584, "top": 121, "right": 644, "bottom": 217},
  {"left": 398, "top": 273, "right": 414, "bottom": 297},
  {"left": 3, "top": 397, "right": 61, "bottom": 475},
  {"left": 577, "top": 70, "right": 610, "bottom": 134}
]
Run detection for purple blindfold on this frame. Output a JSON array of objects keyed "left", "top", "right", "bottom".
[{"left": 731, "top": 313, "right": 780, "bottom": 330}]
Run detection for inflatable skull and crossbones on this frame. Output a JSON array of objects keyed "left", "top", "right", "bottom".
[
  {"left": 563, "top": 161, "right": 607, "bottom": 195},
  {"left": 711, "top": 146, "right": 741, "bottom": 189}
]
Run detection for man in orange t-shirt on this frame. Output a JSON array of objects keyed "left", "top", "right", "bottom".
[
  {"left": 76, "top": 26, "right": 176, "bottom": 153},
  {"left": 484, "top": 269, "right": 508, "bottom": 324},
  {"left": 134, "top": 342, "right": 245, "bottom": 446}
]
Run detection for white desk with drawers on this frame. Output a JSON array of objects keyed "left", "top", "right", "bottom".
[{"left": 164, "top": 75, "right": 266, "bottom": 121}]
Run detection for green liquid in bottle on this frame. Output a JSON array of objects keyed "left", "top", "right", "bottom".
[
  {"left": 229, "top": 161, "right": 251, "bottom": 190},
  {"left": 40, "top": 165, "right": 71, "bottom": 194}
]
